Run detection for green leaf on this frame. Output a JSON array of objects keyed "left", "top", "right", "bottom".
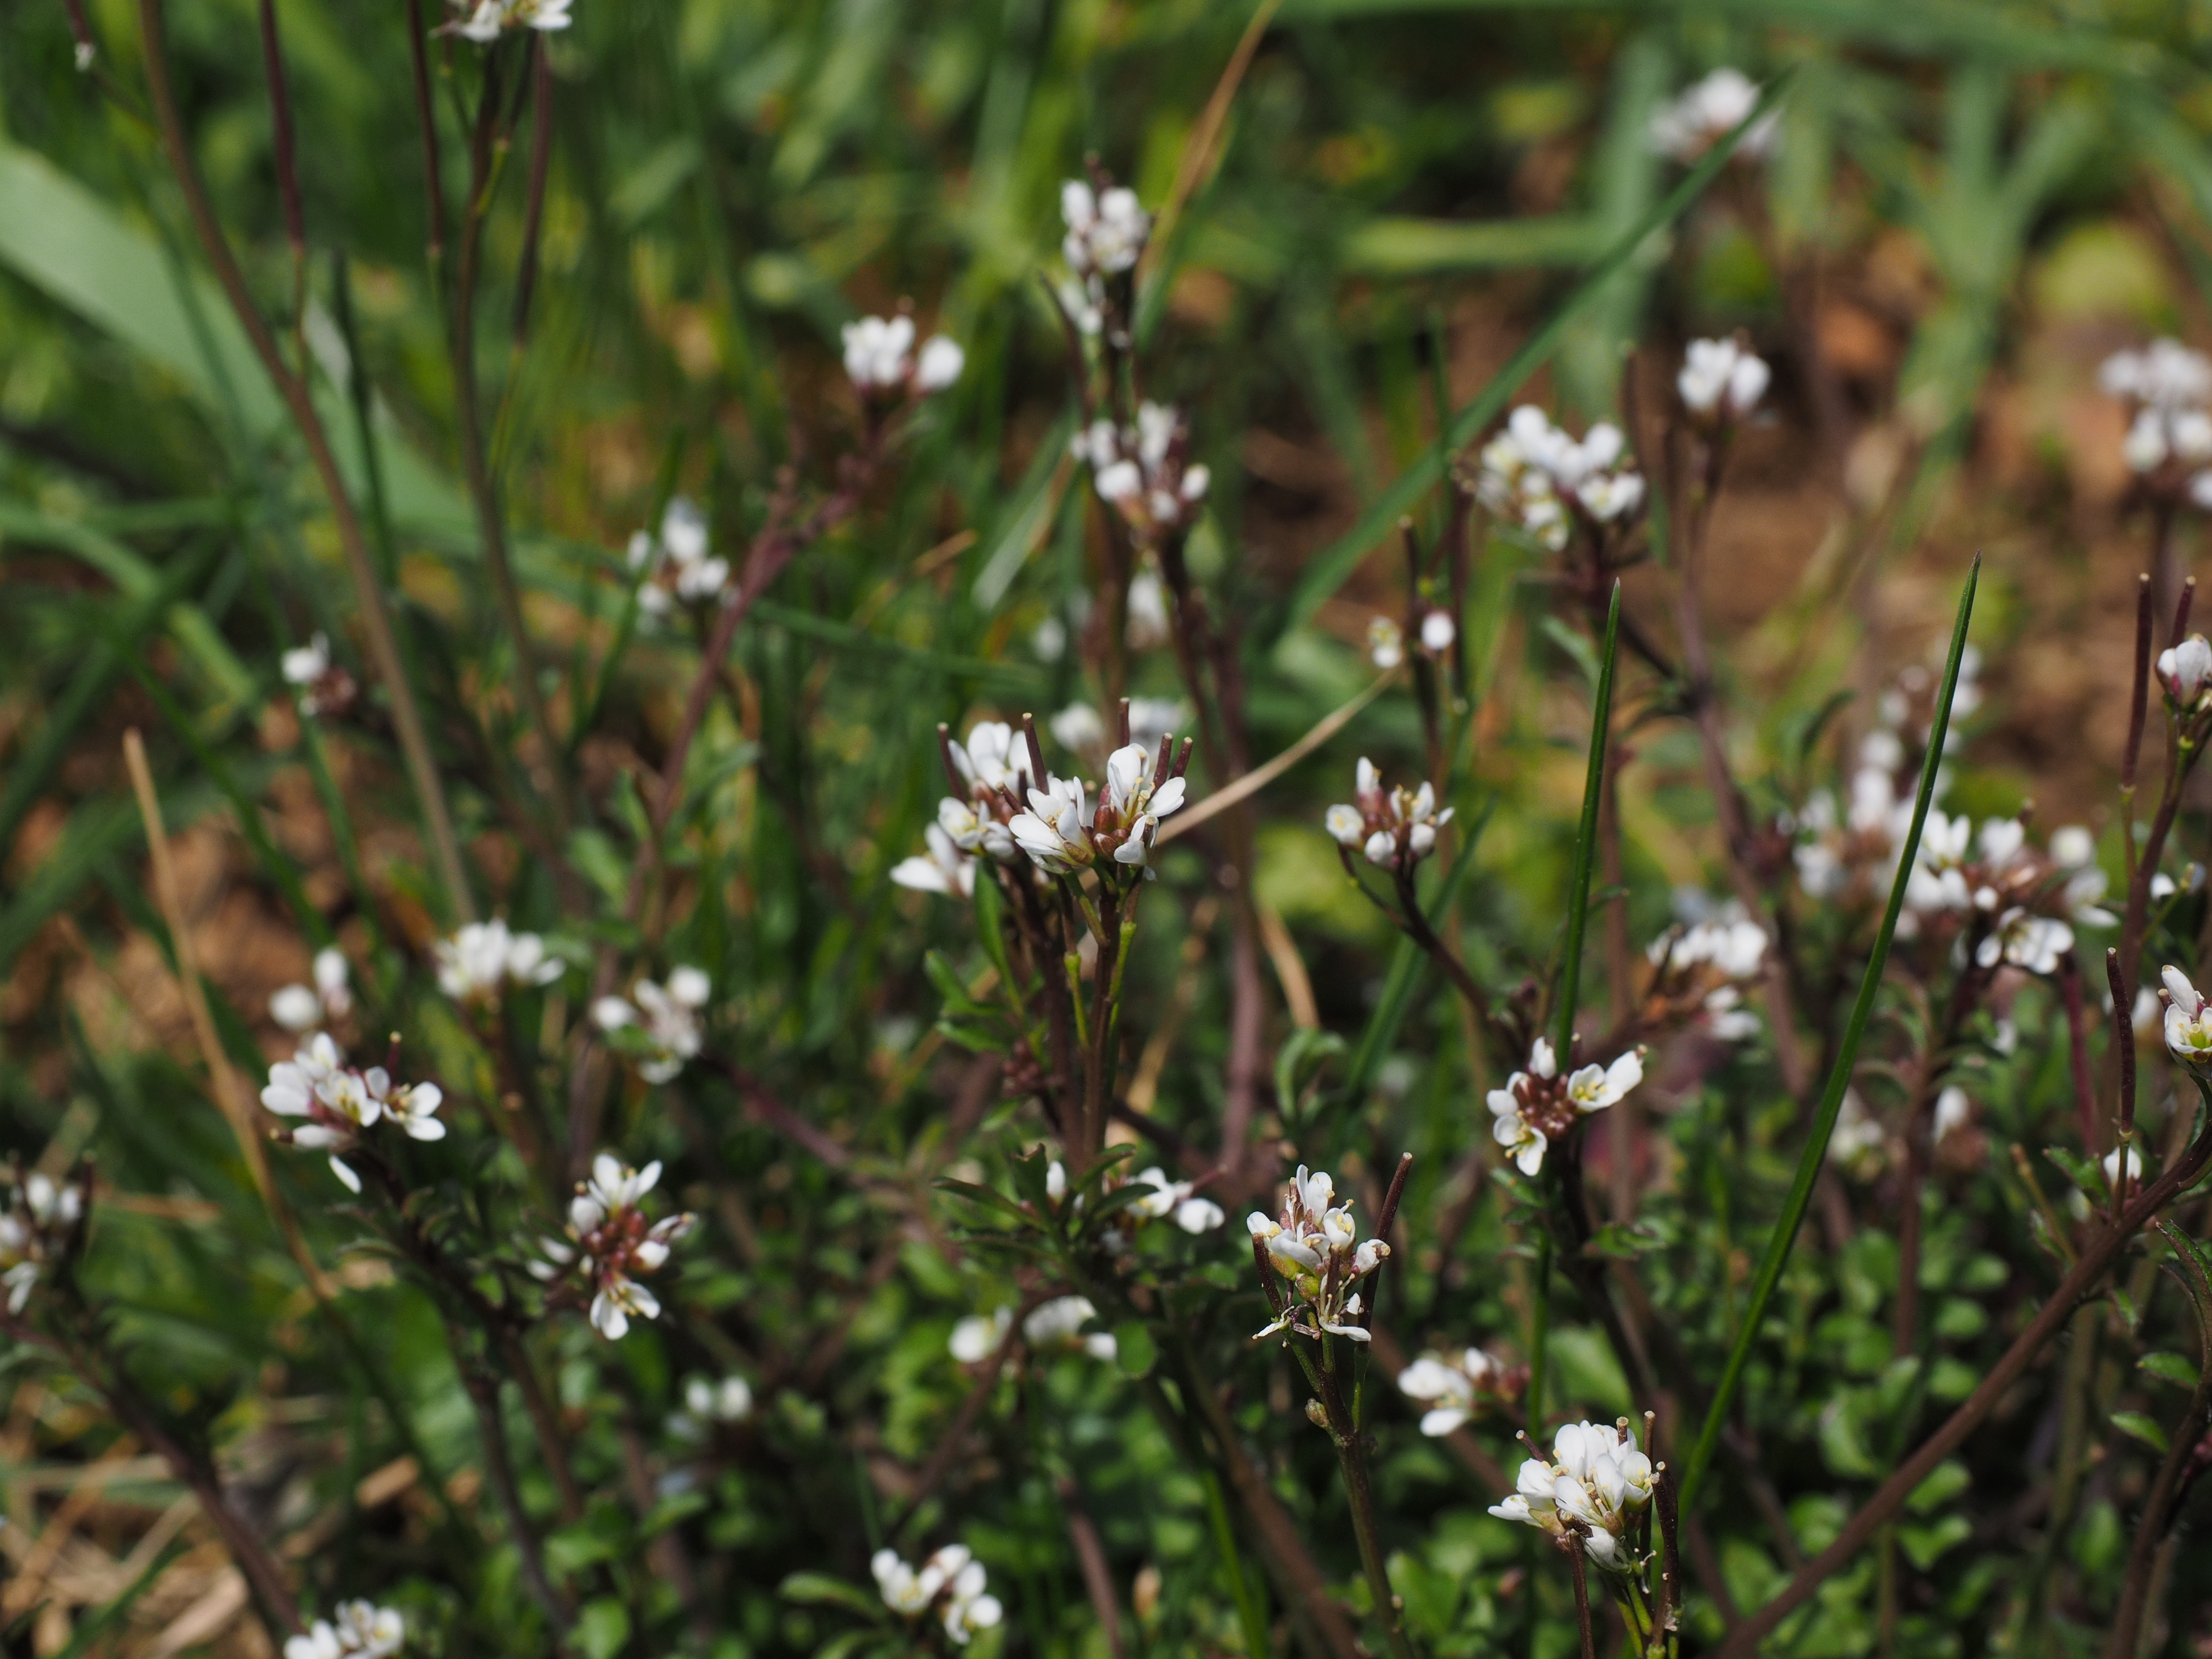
[
  {"left": 780, "top": 1573, "right": 885, "bottom": 1617},
  {"left": 1898, "top": 1514, "right": 1973, "bottom": 1571},
  {"left": 1555, "top": 583, "right": 1620, "bottom": 1056},
  {"left": 2111, "top": 1411, "right": 2170, "bottom": 1453},
  {"left": 574, "top": 1598, "right": 633, "bottom": 1659},
  {"left": 2044, "top": 1145, "right": 2106, "bottom": 1205},
  {"left": 1113, "top": 1321, "right": 1158, "bottom": 1378},
  {"left": 2140, "top": 1351, "right": 2202, "bottom": 1388},
  {"left": 1906, "top": 1459, "right": 1970, "bottom": 1515},
  {"left": 1682, "top": 554, "right": 1980, "bottom": 1508},
  {"left": 934, "top": 1179, "right": 1032, "bottom": 1226}
]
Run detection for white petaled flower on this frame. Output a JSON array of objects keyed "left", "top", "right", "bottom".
[
  {"left": 1245, "top": 1164, "right": 1391, "bottom": 1343},
  {"left": 434, "top": 919, "right": 565, "bottom": 1001},
  {"left": 2100, "top": 339, "right": 2212, "bottom": 412},
  {"left": 2162, "top": 965, "right": 2212, "bottom": 1070},
  {"left": 842, "top": 315, "right": 964, "bottom": 398},
  {"left": 1326, "top": 757, "right": 1453, "bottom": 871},
  {"left": 282, "top": 633, "right": 330, "bottom": 688},
  {"left": 270, "top": 983, "right": 323, "bottom": 1033},
  {"left": 674, "top": 1374, "right": 754, "bottom": 1437},
  {"left": 1464, "top": 406, "right": 1644, "bottom": 545},
  {"left": 547, "top": 1153, "right": 697, "bottom": 1340},
  {"left": 2159, "top": 635, "right": 2212, "bottom": 710},
  {"left": 1100, "top": 740, "right": 1189, "bottom": 872},
  {"left": 1648, "top": 68, "right": 1778, "bottom": 163},
  {"left": 1023, "top": 1294, "right": 1118, "bottom": 1360},
  {"left": 1009, "top": 775, "right": 1093, "bottom": 874},
  {"left": 592, "top": 969, "right": 710, "bottom": 1082},
  {"left": 1069, "top": 403, "right": 1206, "bottom": 543},
  {"left": 1128, "top": 1166, "right": 1226, "bottom": 1234},
  {"left": 874, "top": 1545, "right": 1002, "bottom": 1646},
  {"left": 891, "top": 823, "right": 977, "bottom": 898},
  {"left": 949, "top": 1307, "right": 1012, "bottom": 1364},
  {"left": 1975, "top": 909, "right": 2073, "bottom": 975},
  {"left": 449, "top": 0, "right": 562, "bottom": 40},
  {"left": 0, "top": 1167, "right": 87, "bottom": 1315},
  {"left": 1932, "top": 1086, "right": 1972, "bottom": 1144},
  {"left": 1678, "top": 337, "right": 1770, "bottom": 421},
  {"left": 1419, "top": 609, "right": 1457, "bottom": 654},
  {"left": 1490, "top": 1419, "right": 1656, "bottom": 1570},
  {"left": 915, "top": 336, "right": 965, "bottom": 393},
  {"left": 259, "top": 1036, "right": 443, "bottom": 1192},
  {"left": 283, "top": 1601, "right": 405, "bottom": 1659},
  {"left": 1049, "top": 704, "right": 1108, "bottom": 754},
  {"left": 1397, "top": 1346, "right": 1512, "bottom": 1437},
  {"left": 1489, "top": 1035, "right": 1643, "bottom": 1178},
  {"left": 1368, "top": 616, "right": 1405, "bottom": 670},
  {"left": 1061, "top": 179, "right": 1151, "bottom": 277},
  {"left": 630, "top": 497, "right": 731, "bottom": 614},
  {"left": 2105, "top": 1143, "right": 2150, "bottom": 1193}
]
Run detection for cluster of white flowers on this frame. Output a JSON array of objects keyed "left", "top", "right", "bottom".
[
  {"left": 1070, "top": 403, "right": 1210, "bottom": 542},
  {"left": 1488, "top": 1037, "right": 1644, "bottom": 1177},
  {"left": 535, "top": 1154, "right": 696, "bottom": 1339},
  {"left": 842, "top": 314, "right": 964, "bottom": 398},
  {"left": 591, "top": 967, "right": 709, "bottom": 1083},
  {"left": 1324, "top": 758, "right": 1453, "bottom": 872},
  {"left": 1491, "top": 1419, "right": 1656, "bottom": 1569},
  {"left": 1646, "top": 907, "right": 1768, "bottom": 1042},
  {"left": 1008, "top": 741, "right": 1188, "bottom": 878},
  {"left": 1792, "top": 650, "right": 1986, "bottom": 902},
  {"left": 672, "top": 1374, "right": 754, "bottom": 1438},
  {"left": 1677, "top": 337, "right": 1771, "bottom": 424},
  {"left": 1397, "top": 1345, "right": 1515, "bottom": 1437},
  {"left": 434, "top": 920, "right": 564, "bottom": 1002},
  {"left": 1055, "top": 177, "right": 1150, "bottom": 334},
  {"left": 284, "top": 1603, "right": 405, "bottom": 1659},
  {"left": 1127, "top": 1165, "right": 1226, "bottom": 1234},
  {"left": 1469, "top": 407, "right": 1645, "bottom": 551},
  {"left": 261, "top": 1034, "right": 446, "bottom": 1193},
  {"left": 1899, "top": 811, "right": 2111, "bottom": 970},
  {"left": 1247, "top": 1166, "right": 1389, "bottom": 1344},
  {"left": 1, "top": 1169, "right": 84, "bottom": 1315},
  {"left": 895, "top": 722, "right": 1037, "bottom": 899},
  {"left": 1648, "top": 68, "right": 1778, "bottom": 164},
  {"left": 2101, "top": 340, "right": 2212, "bottom": 503},
  {"left": 271, "top": 946, "right": 353, "bottom": 1034},
  {"left": 282, "top": 632, "right": 354, "bottom": 720},
  {"left": 2160, "top": 633, "right": 2212, "bottom": 713},
  {"left": 627, "top": 499, "right": 730, "bottom": 617},
  {"left": 873, "top": 1544, "right": 1004, "bottom": 1647},
  {"left": 451, "top": 0, "right": 568, "bottom": 43}
]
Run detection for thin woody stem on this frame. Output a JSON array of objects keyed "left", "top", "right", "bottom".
[
  {"left": 1566, "top": 1537, "right": 1598, "bottom": 1659},
  {"left": 137, "top": 0, "right": 475, "bottom": 920}
]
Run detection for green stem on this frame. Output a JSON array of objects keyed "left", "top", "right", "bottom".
[
  {"left": 1680, "top": 555, "right": 1980, "bottom": 1508},
  {"left": 1528, "top": 1229, "right": 1552, "bottom": 1438},
  {"left": 1556, "top": 582, "right": 1622, "bottom": 1059}
]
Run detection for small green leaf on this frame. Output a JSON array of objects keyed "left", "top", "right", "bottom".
[
  {"left": 2044, "top": 1145, "right": 2105, "bottom": 1204},
  {"left": 780, "top": 1573, "right": 884, "bottom": 1617},
  {"left": 1898, "top": 1515, "right": 1972, "bottom": 1570},
  {"left": 934, "top": 1179, "right": 1030, "bottom": 1226},
  {"left": 2140, "top": 1351, "right": 2202, "bottom": 1387},
  {"left": 1113, "top": 1322, "right": 1158, "bottom": 1378},
  {"left": 1906, "top": 1459, "right": 1971, "bottom": 1515},
  {"left": 575, "top": 1598, "right": 632, "bottom": 1659},
  {"left": 2111, "top": 1411, "right": 2171, "bottom": 1453}
]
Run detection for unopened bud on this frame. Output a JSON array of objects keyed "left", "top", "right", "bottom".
[{"left": 1305, "top": 1397, "right": 1330, "bottom": 1431}]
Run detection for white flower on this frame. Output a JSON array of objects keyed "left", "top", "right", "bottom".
[
  {"left": 1022, "top": 1295, "right": 1117, "bottom": 1360},
  {"left": 891, "top": 823, "right": 976, "bottom": 898},
  {"left": 1490, "top": 1419, "right": 1655, "bottom": 1569},
  {"left": 284, "top": 1601, "right": 403, "bottom": 1659},
  {"left": 434, "top": 920, "right": 565, "bottom": 1000},
  {"left": 1061, "top": 179, "right": 1150, "bottom": 276},
  {"left": 593, "top": 970, "right": 709, "bottom": 1082},
  {"left": 1328, "top": 759, "right": 1452, "bottom": 871},
  {"left": 1678, "top": 337, "right": 1770, "bottom": 420},
  {"left": 2105, "top": 1143, "right": 2150, "bottom": 1192},
  {"left": 1419, "top": 609, "right": 1457, "bottom": 653},
  {"left": 629, "top": 497, "right": 731, "bottom": 612},
  {"left": 2163, "top": 965, "right": 2212, "bottom": 1070},
  {"left": 270, "top": 983, "right": 323, "bottom": 1033},
  {"left": 1932, "top": 1086, "right": 1972, "bottom": 1144},
  {"left": 1367, "top": 616, "right": 1405, "bottom": 669},
  {"left": 875, "top": 1545, "right": 1001, "bottom": 1644},
  {"left": 0, "top": 1169, "right": 86, "bottom": 1315},
  {"left": 2160, "top": 635, "right": 2212, "bottom": 707},
  {"left": 1397, "top": 1346, "right": 1509, "bottom": 1437},
  {"left": 550, "top": 1154, "right": 695, "bottom": 1341},
  {"left": 916, "top": 336, "right": 965, "bottom": 392},
  {"left": 1070, "top": 403, "right": 1205, "bottom": 541},
  {"left": 1975, "top": 909, "right": 2072, "bottom": 975},
  {"left": 844, "top": 315, "right": 917, "bottom": 389},
  {"left": 1488, "top": 1036, "right": 1641, "bottom": 1176},
  {"left": 681, "top": 1374, "right": 754, "bottom": 1426},
  {"left": 1648, "top": 68, "right": 1778, "bottom": 163},
  {"left": 282, "top": 633, "right": 331, "bottom": 687},
  {"left": 2100, "top": 339, "right": 2212, "bottom": 412},
  {"left": 1247, "top": 1164, "right": 1390, "bottom": 1342},
  {"left": 1129, "top": 1166, "right": 1225, "bottom": 1233},
  {"left": 1469, "top": 406, "right": 1644, "bottom": 542},
  {"left": 1050, "top": 704, "right": 1108, "bottom": 754},
  {"left": 949, "top": 1307, "right": 1012, "bottom": 1364}
]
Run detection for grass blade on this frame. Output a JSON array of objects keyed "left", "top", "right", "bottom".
[
  {"left": 1678, "top": 553, "right": 1982, "bottom": 1507},
  {"left": 1276, "top": 68, "right": 1793, "bottom": 638},
  {"left": 1555, "top": 581, "right": 1620, "bottom": 1057}
]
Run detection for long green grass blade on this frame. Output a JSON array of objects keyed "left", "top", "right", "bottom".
[
  {"left": 1554, "top": 581, "right": 1620, "bottom": 1058},
  {"left": 1678, "top": 553, "right": 1981, "bottom": 1508},
  {"left": 1276, "top": 68, "right": 1792, "bottom": 638}
]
